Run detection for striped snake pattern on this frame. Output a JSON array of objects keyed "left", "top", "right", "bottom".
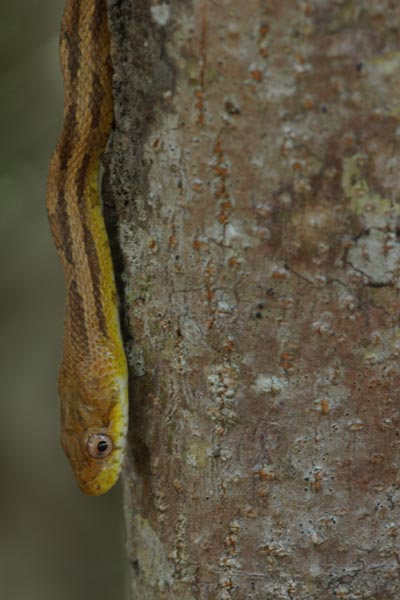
[{"left": 46, "top": 0, "right": 128, "bottom": 495}]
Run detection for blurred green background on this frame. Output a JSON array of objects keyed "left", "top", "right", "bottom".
[{"left": 0, "top": 2, "right": 126, "bottom": 598}]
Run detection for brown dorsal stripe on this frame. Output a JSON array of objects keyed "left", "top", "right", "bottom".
[
  {"left": 53, "top": 103, "right": 79, "bottom": 265},
  {"left": 90, "top": 71, "right": 105, "bottom": 130},
  {"left": 74, "top": 152, "right": 109, "bottom": 339},
  {"left": 93, "top": 0, "right": 109, "bottom": 39},
  {"left": 55, "top": 193, "right": 74, "bottom": 265},
  {"left": 62, "top": 0, "right": 81, "bottom": 82},
  {"left": 82, "top": 220, "right": 109, "bottom": 338},
  {"left": 68, "top": 278, "right": 89, "bottom": 351}
]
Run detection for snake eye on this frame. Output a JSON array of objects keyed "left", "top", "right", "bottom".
[{"left": 87, "top": 434, "right": 113, "bottom": 459}]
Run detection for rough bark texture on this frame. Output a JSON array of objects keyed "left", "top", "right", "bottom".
[{"left": 106, "top": 1, "right": 400, "bottom": 598}]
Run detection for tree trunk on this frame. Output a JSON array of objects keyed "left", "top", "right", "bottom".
[{"left": 106, "top": 1, "right": 400, "bottom": 598}]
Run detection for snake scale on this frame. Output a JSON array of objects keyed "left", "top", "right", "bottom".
[{"left": 46, "top": 0, "right": 128, "bottom": 495}]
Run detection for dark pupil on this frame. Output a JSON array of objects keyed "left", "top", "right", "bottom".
[{"left": 97, "top": 440, "right": 108, "bottom": 453}]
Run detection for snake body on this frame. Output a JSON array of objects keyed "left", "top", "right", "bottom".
[{"left": 47, "top": 0, "right": 128, "bottom": 495}]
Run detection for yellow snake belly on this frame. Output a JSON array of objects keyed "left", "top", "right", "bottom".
[{"left": 46, "top": 0, "right": 128, "bottom": 495}]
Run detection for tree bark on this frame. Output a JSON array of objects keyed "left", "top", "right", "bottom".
[{"left": 106, "top": 1, "right": 400, "bottom": 598}]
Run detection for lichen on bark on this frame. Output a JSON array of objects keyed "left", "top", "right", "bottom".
[{"left": 106, "top": 1, "right": 400, "bottom": 598}]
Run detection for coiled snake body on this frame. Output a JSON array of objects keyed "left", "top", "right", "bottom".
[{"left": 47, "top": 0, "right": 128, "bottom": 495}]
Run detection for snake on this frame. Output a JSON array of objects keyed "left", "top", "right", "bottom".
[{"left": 46, "top": 0, "right": 128, "bottom": 495}]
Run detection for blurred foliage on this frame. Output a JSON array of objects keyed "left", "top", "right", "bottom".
[{"left": 0, "top": 2, "right": 126, "bottom": 599}]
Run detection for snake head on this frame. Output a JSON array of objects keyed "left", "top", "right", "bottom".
[{"left": 59, "top": 366, "right": 128, "bottom": 496}]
